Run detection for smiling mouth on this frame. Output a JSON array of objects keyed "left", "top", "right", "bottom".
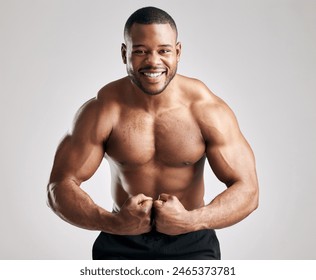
[
  {"left": 139, "top": 68, "right": 167, "bottom": 79},
  {"left": 142, "top": 72, "right": 165, "bottom": 78}
]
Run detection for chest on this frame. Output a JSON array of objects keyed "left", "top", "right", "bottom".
[{"left": 105, "top": 109, "right": 205, "bottom": 166}]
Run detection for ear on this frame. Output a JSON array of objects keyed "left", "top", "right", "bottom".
[
  {"left": 121, "top": 43, "right": 127, "bottom": 64},
  {"left": 176, "top": 42, "right": 182, "bottom": 62}
]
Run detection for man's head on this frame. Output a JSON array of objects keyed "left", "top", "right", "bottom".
[
  {"left": 124, "top": 6, "right": 178, "bottom": 42},
  {"left": 122, "top": 7, "right": 181, "bottom": 96}
]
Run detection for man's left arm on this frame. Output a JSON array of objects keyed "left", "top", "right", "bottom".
[{"left": 196, "top": 100, "right": 259, "bottom": 230}]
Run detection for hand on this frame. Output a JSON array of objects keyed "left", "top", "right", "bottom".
[
  {"left": 153, "top": 193, "right": 192, "bottom": 235},
  {"left": 113, "top": 194, "right": 153, "bottom": 235}
]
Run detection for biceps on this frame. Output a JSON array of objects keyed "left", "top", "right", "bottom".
[
  {"left": 207, "top": 138, "right": 256, "bottom": 186},
  {"left": 49, "top": 134, "right": 104, "bottom": 184}
]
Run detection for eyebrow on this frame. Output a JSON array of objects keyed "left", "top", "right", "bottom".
[{"left": 132, "top": 44, "right": 173, "bottom": 48}]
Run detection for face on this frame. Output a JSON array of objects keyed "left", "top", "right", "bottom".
[{"left": 122, "top": 23, "right": 181, "bottom": 96}]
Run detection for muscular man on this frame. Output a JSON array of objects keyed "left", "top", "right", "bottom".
[{"left": 47, "top": 7, "right": 259, "bottom": 259}]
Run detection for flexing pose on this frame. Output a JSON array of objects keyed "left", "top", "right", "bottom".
[{"left": 47, "top": 7, "right": 259, "bottom": 259}]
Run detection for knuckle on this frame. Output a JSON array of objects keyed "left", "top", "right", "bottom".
[
  {"left": 137, "top": 193, "right": 145, "bottom": 199},
  {"left": 170, "top": 195, "right": 176, "bottom": 200}
]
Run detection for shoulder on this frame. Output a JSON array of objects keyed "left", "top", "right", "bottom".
[
  {"left": 97, "top": 77, "right": 129, "bottom": 103},
  {"left": 177, "top": 75, "right": 240, "bottom": 142},
  {"left": 177, "top": 75, "right": 219, "bottom": 106},
  {"left": 76, "top": 77, "right": 129, "bottom": 120},
  {"left": 70, "top": 78, "right": 128, "bottom": 141},
  {"left": 177, "top": 75, "right": 209, "bottom": 96},
  {"left": 177, "top": 75, "right": 233, "bottom": 117}
]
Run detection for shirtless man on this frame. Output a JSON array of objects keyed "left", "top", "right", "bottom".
[{"left": 47, "top": 7, "right": 259, "bottom": 259}]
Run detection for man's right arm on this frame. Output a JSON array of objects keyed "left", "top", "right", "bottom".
[
  {"left": 47, "top": 97, "right": 115, "bottom": 231},
  {"left": 47, "top": 97, "right": 153, "bottom": 234}
]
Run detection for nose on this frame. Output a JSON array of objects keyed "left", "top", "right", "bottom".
[{"left": 145, "top": 51, "right": 161, "bottom": 66}]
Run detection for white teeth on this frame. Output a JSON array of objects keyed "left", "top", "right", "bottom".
[{"left": 143, "top": 72, "right": 163, "bottom": 78}]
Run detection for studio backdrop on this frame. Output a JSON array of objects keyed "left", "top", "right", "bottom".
[{"left": 0, "top": 0, "right": 315, "bottom": 259}]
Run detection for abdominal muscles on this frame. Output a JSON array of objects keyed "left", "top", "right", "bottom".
[{"left": 109, "top": 155, "right": 206, "bottom": 211}]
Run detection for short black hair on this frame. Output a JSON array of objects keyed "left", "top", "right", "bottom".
[{"left": 124, "top": 6, "right": 178, "bottom": 40}]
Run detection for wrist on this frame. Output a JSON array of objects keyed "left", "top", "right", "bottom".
[
  {"left": 190, "top": 207, "right": 210, "bottom": 231},
  {"left": 98, "top": 209, "right": 118, "bottom": 234}
]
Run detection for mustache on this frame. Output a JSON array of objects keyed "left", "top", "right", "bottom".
[{"left": 139, "top": 66, "right": 167, "bottom": 72}]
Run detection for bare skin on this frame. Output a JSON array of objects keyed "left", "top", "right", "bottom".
[{"left": 47, "top": 23, "right": 259, "bottom": 236}]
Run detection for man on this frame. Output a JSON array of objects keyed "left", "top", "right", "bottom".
[{"left": 47, "top": 6, "right": 259, "bottom": 260}]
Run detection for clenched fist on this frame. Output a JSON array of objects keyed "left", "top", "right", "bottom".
[
  {"left": 113, "top": 194, "right": 153, "bottom": 235},
  {"left": 153, "top": 193, "right": 193, "bottom": 235}
]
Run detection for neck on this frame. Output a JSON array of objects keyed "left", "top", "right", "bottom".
[{"left": 128, "top": 76, "right": 179, "bottom": 113}]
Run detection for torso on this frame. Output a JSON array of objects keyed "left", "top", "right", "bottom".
[{"left": 99, "top": 75, "right": 214, "bottom": 211}]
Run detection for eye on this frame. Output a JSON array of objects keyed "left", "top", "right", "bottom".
[
  {"left": 133, "top": 50, "right": 146, "bottom": 55},
  {"left": 159, "top": 49, "right": 171, "bottom": 54}
]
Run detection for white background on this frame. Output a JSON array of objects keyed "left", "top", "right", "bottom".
[{"left": 1, "top": 0, "right": 315, "bottom": 259}]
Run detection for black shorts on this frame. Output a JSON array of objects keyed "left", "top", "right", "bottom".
[{"left": 92, "top": 229, "right": 220, "bottom": 260}]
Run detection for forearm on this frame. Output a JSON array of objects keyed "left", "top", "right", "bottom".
[
  {"left": 192, "top": 181, "right": 259, "bottom": 230},
  {"left": 47, "top": 180, "right": 115, "bottom": 232}
]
